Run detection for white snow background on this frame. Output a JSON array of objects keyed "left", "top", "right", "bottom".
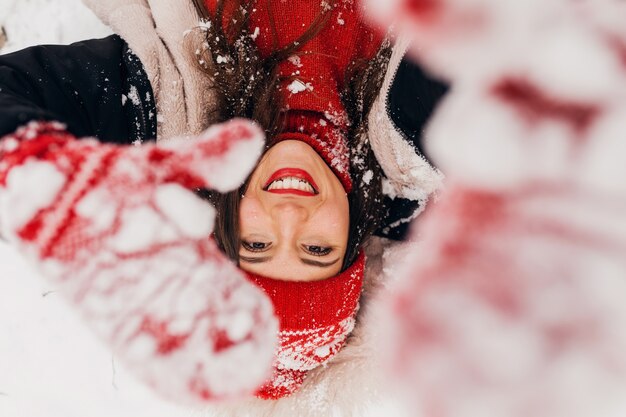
[{"left": 0, "top": 1, "right": 404, "bottom": 416}]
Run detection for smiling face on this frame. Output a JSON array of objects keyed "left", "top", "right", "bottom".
[{"left": 239, "top": 140, "right": 350, "bottom": 282}]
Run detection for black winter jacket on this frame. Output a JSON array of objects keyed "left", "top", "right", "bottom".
[{"left": 0, "top": 35, "right": 447, "bottom": 239}]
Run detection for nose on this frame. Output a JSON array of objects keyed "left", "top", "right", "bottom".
[{"left": 270, "top": 202, "right": 309, "bottom": 223}]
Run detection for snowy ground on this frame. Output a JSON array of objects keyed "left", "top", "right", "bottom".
[
  {"left": 0, "top": 0, "right": 111, "bottom": 53},
  {"left": 0, "top": 1, "right": 403, "bottom": 416}
]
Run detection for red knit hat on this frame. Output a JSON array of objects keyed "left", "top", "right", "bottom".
[
  {"left": 245, "top": 252, "right": 365, "bottom": 399},
  {"left": 253, "top": 1, "right": 382, "bottom": 192},
  {"left": 204, "top": 0, "right": 384, "bottom": 192}
]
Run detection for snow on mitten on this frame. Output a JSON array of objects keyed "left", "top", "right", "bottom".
[
  {"left": 0, "top": 120, "right": 278, "bottom": 404},
  {"left": 365, "top": 0, "right": 626, "bottom": 416}
]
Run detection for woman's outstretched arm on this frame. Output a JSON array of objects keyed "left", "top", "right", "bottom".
[{"left": 0, "top": 38, "right": 278, "bottom": 404}]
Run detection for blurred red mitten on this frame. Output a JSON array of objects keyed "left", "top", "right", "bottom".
[
  {"left": 0, "top": 120, "right": 278, "bottom": 404},
  {"left": 383, "top": 184, "right": 626, "bottom": 417},
  {"left": 364, "top": 0, "right": 626, "bottom": 415},
  {"left": 363, "top": 0, "right": 505, "bottom": 81}
]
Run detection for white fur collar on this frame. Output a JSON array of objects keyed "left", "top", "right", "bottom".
[{"left": 369, "top": 34, "right": 444, "bottom": 204}]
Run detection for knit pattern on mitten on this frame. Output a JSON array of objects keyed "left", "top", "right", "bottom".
[{"left": 0, "top": 120, "right": 278, "bottom": 405}]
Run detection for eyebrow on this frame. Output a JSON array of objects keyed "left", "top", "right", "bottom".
[
  {"left": 239, "top": 256, "right": 271, "bottom": 264},
  {"left": 300, "top": 258, "right": 340, "bottom": 268},
  {"left": 239, "top": 256, "right": 340, "bottom": 268}
]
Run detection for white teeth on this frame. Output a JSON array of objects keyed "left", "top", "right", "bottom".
[{"left": 267, "top": 176, "right": 315, "bottom": 193}]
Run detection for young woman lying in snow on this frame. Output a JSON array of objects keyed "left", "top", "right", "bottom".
[{"left": 0, "top": 0, "right": 446, "bottom": 413}]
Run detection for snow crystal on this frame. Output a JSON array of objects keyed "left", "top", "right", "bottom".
[
  {"left": 127, "top": 86, "right": 141, "bottom": 106},
  {"left": 362, "top": 169, "right": 373, "bottom": 185},
  {"left": 320, "top": 1, "right": 332, "bottom": 12},
  {"left": 198, "top": 19, "right": 212, "bottom": 31},
  {"left": 288, "top": 55, "right": 303, "bottom": 67},
  {"left": 287, "top": 79, "right": 313, "bottom": 94}
]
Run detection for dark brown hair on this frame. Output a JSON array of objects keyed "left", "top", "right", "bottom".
[{"left": 192, "top": 0, "right": 390, "bottom": 271}]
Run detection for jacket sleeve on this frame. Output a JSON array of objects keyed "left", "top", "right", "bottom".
[{"left": 0, "top": 35, "right": 156, "bottom": 144}]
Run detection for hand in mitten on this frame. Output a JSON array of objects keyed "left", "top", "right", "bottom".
[
  {"left": 0, "top": 120, "right": 278, "bottom": 404},
  {"left": 365, "top": 1, "right": 626, "bottom": 416}
]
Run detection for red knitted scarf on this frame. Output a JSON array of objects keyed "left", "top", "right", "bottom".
[{"left": 246, "top": 252, "right": 365, "bottom": 399}]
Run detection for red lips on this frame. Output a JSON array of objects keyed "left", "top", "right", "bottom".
[{"left": 263, "top": 168, "right": 319, "bottom": 196}]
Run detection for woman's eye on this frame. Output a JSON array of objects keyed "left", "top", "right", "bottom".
[
  {"left": 242, "top": 241, "right": 271, "bottom": 252},
  {"left": 304, "top": 245, "right": 332, "bottom": 256}
]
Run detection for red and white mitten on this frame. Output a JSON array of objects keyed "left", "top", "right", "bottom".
[
  {"left": 365, "top": 0, "right": 626, "bottom": 416},
  {"left": 0, "top": 120, "right": 278, "bottom": 404}
]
